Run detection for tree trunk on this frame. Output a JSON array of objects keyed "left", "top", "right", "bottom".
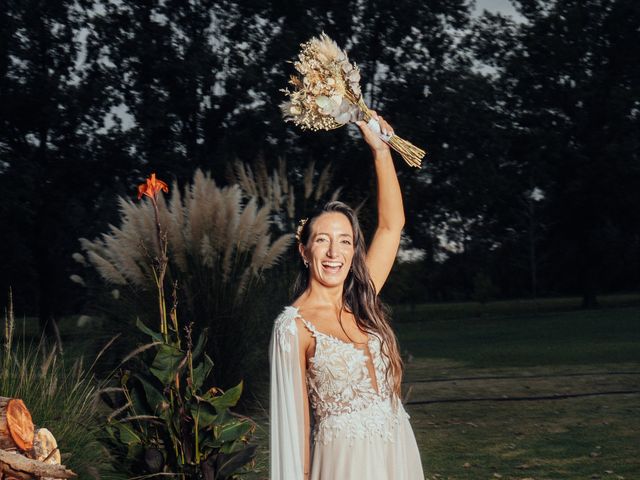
[
  {"left": 527, "top": 195, "right": 538, "bottom": 299},
  {"left": 581, "top": 263, "right": 600, "bottom": 309},
  {"left": 581, "top": 289, "right": 600, "bottom": 309},
  {"left": 0, "top": 398, "right": 34, "bottom": 451}
]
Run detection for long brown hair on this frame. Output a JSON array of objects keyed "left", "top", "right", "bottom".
[{"left": 292, "top": 201, "right": 403, "bottom": 398}]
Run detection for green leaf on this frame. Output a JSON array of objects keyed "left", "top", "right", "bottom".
[
  {"left": 112, "top": 422, "right": 142, "bottom": 446},
  {"left": 217, "top": 419, "right": 253, "bottom": 443},
  {"left": 219, "top": 439, "right": 246, "bottom": 454},
  {"left": 199, "top": 437, "right": 222, "bottom": 451},
  {"left": 191, "top": 353, "right": 213, "bottom": 392},
  {"left": 191, "top": 329, "right": 208, "bottom": 360},
  {"left": 135, "top": 373, "right": 166, "bottom": 414},
  {"left": 104, "top": 424, "right": 118, "bottom": 443},
  {"left": 202, "top": 381, "right": 243, "bottom": 413},
  {"left": 212, "top": 410, "right": 233, "bottom": 425},
  {"left": 193, "top": 401, "right": 218, "bottom": 429},
  {"left": 215, "top": 445, "right": 257, "bottom": 478},
  {"left": 136, "top": 317, "right": 163, "bottom": 342},
  {"left": 129, "top": 382, "right": 152, "bottom": 420},
  {"left": 150, "top": 343, "right": 185, "bottom": 385}
]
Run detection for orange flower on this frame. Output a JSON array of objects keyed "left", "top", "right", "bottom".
[{"left": 137, "top": 173, "right": 169, "bottom": 200}]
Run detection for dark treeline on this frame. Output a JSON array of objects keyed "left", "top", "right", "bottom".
[{"left": 1, "top": 0, "right": 639, "bottom": 330}]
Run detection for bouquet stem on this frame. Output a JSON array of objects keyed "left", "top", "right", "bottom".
[{"left": 355, "top": 97, "right": 425, "bottom": 168}]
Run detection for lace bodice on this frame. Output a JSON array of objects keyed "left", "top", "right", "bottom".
[
  {"left": 300, "top": 314, "right": 390, "bottom": 417},
  {"left": 277, "top": 306, "right": 407, "bottom": 445}
]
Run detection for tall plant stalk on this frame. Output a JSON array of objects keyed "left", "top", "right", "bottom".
[
  {"left": 139, "top": 173, "right": 170, "bottom": 340},
  {"left": 2, "top": 287, "right": 14, "bottom": 383}
]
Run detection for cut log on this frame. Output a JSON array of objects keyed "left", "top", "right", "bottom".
[
  {"left": 0, "top": 398, "right": 34, "bottom": 451},
  {"left": 32, "top": 428, "right": 60, "bottom": 465},
  {"left": 31, "top": 427, "right": 61, "bottom": 480},
  {"left": 0, "top": 449, "right": 75, "bottom": 479}
]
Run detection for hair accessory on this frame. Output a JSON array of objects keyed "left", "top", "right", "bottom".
[{"left": 295, "top": 217, "right": 309, "bottom": 244}]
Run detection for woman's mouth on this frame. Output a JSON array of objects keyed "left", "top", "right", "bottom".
[{"left": 321, "top": 261, "right": 343, "bottom": 274}]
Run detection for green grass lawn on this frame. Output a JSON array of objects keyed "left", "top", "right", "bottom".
[
  {"left": 410, "top": 394, "right": 638, "bottom": 480},
  {"left": 394, "top": 297, "right": 640, "bottom": 480},
  {"left": 391, "top": 293, "right": 640, "bottom": 324},
  {"left": 396, "top": 304, "right": 640, "bottom": 370}
]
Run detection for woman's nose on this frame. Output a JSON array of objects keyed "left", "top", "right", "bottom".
[{"left": 326, "top": 241, "right": 337, "bottom": 257}]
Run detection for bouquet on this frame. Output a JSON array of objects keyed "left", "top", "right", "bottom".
[{"left": 281, "top": 33, "right": 426, "bottom": 168}]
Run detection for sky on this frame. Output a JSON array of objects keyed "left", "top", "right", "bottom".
[{"left": 474, "top": 0, "right": 523, "bottom": 19}]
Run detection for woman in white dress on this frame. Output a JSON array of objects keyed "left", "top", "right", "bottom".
[{"left": 270, "top": 113, "right": 425, "bottom": 480}]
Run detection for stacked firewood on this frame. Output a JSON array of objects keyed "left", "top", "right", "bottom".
[{"left": 0, "top": 397, "right": 75, "bottom": 480}]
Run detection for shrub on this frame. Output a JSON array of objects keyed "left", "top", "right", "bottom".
[
  {"left": 75, "top": 169, "right": 293, "bottom": 386},
  {"left": 1, "top": 291, "right": 122, "bottom": 479},
  {"left": 102, "top": 174, "right": 256, "bottom": 478}
]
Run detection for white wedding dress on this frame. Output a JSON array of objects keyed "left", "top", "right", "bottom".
[{"left": 270, "top": 306, "right": 425, "bottom": 479}]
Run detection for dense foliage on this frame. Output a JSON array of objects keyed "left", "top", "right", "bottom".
[
  {"left": 103, "top": 174, "right": 257, "bottom": 478},
  {"left": 1, "top": 0, "right": 638, "bottom": 326},
  {"left": 1, "top": 292, "right": 120, "bottom": 479},
  {"left": 105, "top": 318, "right": 256, "bottom": 479}
]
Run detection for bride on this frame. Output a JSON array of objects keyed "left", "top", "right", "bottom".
[{"left": 270, "top": 113, "right": 425, "bottom": 479}]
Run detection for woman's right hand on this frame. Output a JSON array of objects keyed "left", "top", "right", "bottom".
[{"left": 356, "top": 110, "right": 394, "bottom": 155}]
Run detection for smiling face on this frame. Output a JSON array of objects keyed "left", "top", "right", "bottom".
[{"left": 300, "top": 211, "right": 355, "bottom": 289}]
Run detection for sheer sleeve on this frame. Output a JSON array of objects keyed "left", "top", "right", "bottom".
[{"left": 270, "top": 306, "right": 306, "bottom": 480}]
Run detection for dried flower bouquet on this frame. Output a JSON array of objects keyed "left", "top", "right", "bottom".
[{"left": 281, "top": 33, "right": 426, "bottom": 168}]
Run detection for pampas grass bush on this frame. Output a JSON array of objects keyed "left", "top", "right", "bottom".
[
  {"left": 226, "top": 156, "right": 341, "bottom": 236},
  {"left": 74, "top": 169, "right": 293, "bottom": 387}
]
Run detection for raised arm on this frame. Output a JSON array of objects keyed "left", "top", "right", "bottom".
[{"left": 356, "top": 113, "right": 405, "bottom": 293}]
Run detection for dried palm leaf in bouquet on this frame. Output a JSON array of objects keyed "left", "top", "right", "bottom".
[{"left": 280, "top": 32, "right": 426, "bottom": 168}]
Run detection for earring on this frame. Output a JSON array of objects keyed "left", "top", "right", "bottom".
[{"left": 303, "top": 259, "right": 309, "bottom": 268}]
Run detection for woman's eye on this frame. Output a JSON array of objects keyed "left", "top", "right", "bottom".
[
  {"left": 341, "top": 240, "right": 352, "bottom": 245},
  {"left": 315, "top": 237, "right": 327, "bottom": 243}
]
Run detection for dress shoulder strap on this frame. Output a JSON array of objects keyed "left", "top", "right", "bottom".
[
  {"left": 301, "top": 318, "right": 320, "bottom": 337},
  {"left": 289, "top": 306, "right": 320, "bottom": 338}
]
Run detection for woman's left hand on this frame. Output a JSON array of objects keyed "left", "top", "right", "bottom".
[{"left": 356, "top": 110, "right": 394, "bottom": 155}]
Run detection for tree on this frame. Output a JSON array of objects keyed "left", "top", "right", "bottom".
[
  {"left": 474, "top": 0, "right": 640, "bottom": 306},
  {"left": 0, "top": 0, "right": 128, "bottom": 332}
]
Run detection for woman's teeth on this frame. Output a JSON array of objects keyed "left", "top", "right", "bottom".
[{"left": 321, "top": 261, "right": 343, "bottom": 273}]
